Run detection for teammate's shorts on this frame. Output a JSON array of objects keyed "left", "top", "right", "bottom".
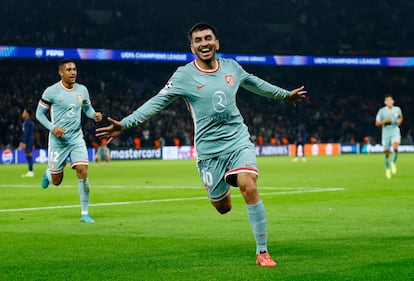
[
  {"left": 382, "top": 128, "right": 401, "bottom": 150},
  {"left": 48, "top": 138, "right": 89, "bottom": 174},
  {"left": 196, "top": 144, "right": 258, "bottom": 202},
  {"left": 96, "top": 152, "right": 108, "bottom": 161}
]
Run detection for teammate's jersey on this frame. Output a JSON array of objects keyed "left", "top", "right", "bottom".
[
  {"left": 121, "top": 58, "right": 289, "bottom": 160},
  {"left": 375, "top": 105, "right": 402, "bottom": 136},
  {"left": 36, "top": 81, "right": 96, "bottom": 145}
]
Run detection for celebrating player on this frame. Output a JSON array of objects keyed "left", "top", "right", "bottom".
[
  {"left": 375, "top": 95, "right": 403, "bottom": 179},
  {"left": 36, "top": 59, "right": 102, "bottom": 223},
  {"left": 96, "top": 22, "right": 306, "bottom": 266}
]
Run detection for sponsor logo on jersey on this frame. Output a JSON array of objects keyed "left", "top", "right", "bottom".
[{"left": 197, "top": 84, "right": 207, "bottom": 90}]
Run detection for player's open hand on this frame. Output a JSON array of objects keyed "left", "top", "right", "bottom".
[
  {"left": 288, "top": 86, "right": 307, "bottom": 106},
  {"left": 95, "top": 117, "right": 124, "bottom": 144}
]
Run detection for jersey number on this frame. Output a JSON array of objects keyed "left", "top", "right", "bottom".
[
  {"left": 49, "top": 151, "right": 60, "bottom": 163},
  {"left": 201, "top": 170, "right": 213, "bottom": 186}
]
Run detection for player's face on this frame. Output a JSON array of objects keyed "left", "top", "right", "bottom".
[
  {"left": 59, "top": 62, "right": 77, "bottom": 87},
  {"left": 22, "top": 110, "right": 28, "bottom": 119},
  {"left": 384, "top": 96, "right": 394, "bottom": 107},
  {"left": 190, "top": 29, "right": 219, "bottom": 64}
]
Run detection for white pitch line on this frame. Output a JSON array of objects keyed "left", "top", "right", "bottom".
[
  {"left": 0, "top": 187, "right": 344, "bottom": 213},
  {"left": 0, "top": 184, "right": 344, "bottom": 190}
]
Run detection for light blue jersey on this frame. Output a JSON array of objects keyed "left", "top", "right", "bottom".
[
  {"left": 36, "top": 81, "right": 96, "bottom": 145},
  {"left": 36, "top": 81, "right": 97, "bottom": 172},
  {"left": 375, "top": 105, "right": 402, "bottom": 148},
  {"left": 121, "top": 58, "right": 289, "bottom": 160}
]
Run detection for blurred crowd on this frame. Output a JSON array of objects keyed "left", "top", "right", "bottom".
[
  {"left": 1, "top": 0, "right": 413, "bottom": 149},
  {"left": 1, "top": 61, "right": 412, "bottom": 150}
]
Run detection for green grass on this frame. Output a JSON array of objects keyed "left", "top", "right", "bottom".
[{"left": 0, "top": 154, "right": 413, "bottom": 281}]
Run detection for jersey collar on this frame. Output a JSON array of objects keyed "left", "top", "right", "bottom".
[{"left": 193, "top": 59, "right": 220, "bottom": 74}]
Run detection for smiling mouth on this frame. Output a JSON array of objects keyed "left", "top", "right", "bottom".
[{"left": 199, "top": 48, "right": 212, "bottom": 57}]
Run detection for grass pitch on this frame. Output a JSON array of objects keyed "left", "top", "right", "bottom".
[{"left": 0, "top": 154, "right": 413, "bottom": 280}]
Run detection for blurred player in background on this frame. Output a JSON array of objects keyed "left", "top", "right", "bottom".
[
  {"left": 96, "top": 22, "right": 306, "bottom": 266},
  {"left": 19, "top": 108, "right": 35, "bottom": 177},
  {"left": 292, "top": 124, "right": 307, "bottom": 163},
  {"left": 95, "top": 139, "right": 111, "bottom": 166},
  {"left": 36, "top": 59, "right": 102, "bottom": 223},
  {"left": 375, "top": 95, "right": 403, "bottom": 179}
]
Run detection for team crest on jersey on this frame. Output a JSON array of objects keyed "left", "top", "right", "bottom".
[
  {"left": 224, "top": 75, "right": 234, "bottom": 87},
  {"left": 76, "top": 94, "right": 83, "bottom": 103}
]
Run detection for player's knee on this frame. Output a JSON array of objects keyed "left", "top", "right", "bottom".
[
  {"left": 52, "top": 176, "right": 63, "bottom": 186},
  {"left": 75, "top": 165, "right": 88, "bottom": 178},
  {"left": 216, "top": 205, "right": 231, "bottom": 214},
  {"left": 212, "top": 200, "right": 232, "bottom": 214}
]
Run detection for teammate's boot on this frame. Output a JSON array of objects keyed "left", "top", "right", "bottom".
[
  {"left": 41, "top": 173, "right": 49, "bottom": 188},
  {"left": 80, "top": 214, "right": 95, "bottom": 223},
  {"left": 391, "top": 162, "right": 397, "bottom": 175},
  {"left": 256, "top": 252, "right": 277, "bottom": 267},
  {"left": 385, "top": 169, "right": 391, "bottom": 179}
]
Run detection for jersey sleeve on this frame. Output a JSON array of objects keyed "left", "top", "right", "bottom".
[
  {"left": 80, "top": 85, "right": 96, "bottom": 119},
  {"left": 120, "top": 69, "right": 184, "bottom": 129},
  {"left": 397, "top": 107, "right": 403, "bottom": 118},
  {"left": 36, "top": 87, "right": 54, "bottom": 131},
  {"left": 236, "top": 61, "right": 290, "bottom": 100},
  {"left": 375, "top": 109, "right": 382, "bottom": 121}
]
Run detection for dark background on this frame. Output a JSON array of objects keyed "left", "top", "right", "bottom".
[{"left": 1, "top": 0, "right": 413, "bottom": 148}]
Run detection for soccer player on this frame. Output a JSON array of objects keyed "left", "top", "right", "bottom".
[
  {"left": 19, "top": 108, "right": 35, "bottom": 177},
  {"left": 95, "top": 139, "right": 111, "bottom": 166},
  {"left": 292, "top": 124, "right": 307, "bottom": 163},
  {"left": 375, "top": 95, "right": 403, "bottom": 179},
  {"left": 96, "top": 23, "right": 306, "bottom": 266},
  {"left": 36, "top": 58, "right": 102, "bottom": 223}
]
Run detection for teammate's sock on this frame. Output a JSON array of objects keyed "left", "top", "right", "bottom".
[
  {"left": 78, "top": 178, "right": 90, "bottom": 215},
  {"left": 27, "top": 155, "right": 33, "bottom": 172},
  {"left": 384, "top": 156, "right": 390, "bottom": 169},
  {"left": 46, "top": 168, "right": 52, "bottom": 182},
  {"left": 392, "top": 151, "right": 398, "bottom": 164},
  {"left": 247, "top": 200, "right": 268, "bottom": 254}
]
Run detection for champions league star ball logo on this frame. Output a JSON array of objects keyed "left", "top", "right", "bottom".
[
  {"left": 2, "top": 149, "right": 13, "bottom": 164},
  {"left": 163, "top": 80, "right": 173, "bottom": 89},
  {"left": 160, "top": 80, "right": 173, "bottom": 95}
]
